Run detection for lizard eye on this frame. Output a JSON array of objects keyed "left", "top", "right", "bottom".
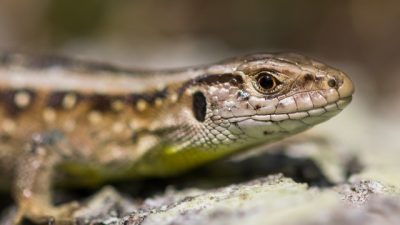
[{"left": 254, "top": 72, "right": 281, "bottom": 93}]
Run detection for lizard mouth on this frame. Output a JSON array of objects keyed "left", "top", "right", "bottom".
[
  {"left": 227, "top": 95, "right": 352, "bottom": 140},
  {"left": 250, "top": 96, "right": 352, "bottom": 123},
  {"left": 227, "top": 95, "right": 352, "bottom": 125}
]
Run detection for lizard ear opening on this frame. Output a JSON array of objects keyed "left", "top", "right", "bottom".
[{"left": 192, "top": 91, "right": 207, "bottom": 122}]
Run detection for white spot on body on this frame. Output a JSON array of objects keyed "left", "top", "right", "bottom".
[
  {"left": 62, "top": 93, "right": 77, "bottom": 109},
  {"left": 64, "top": 119, "right": 76, "bottom": 131},
  {"left": 111, "top": 100, "right": 124, "bottom": 112},
  {"left": 112, "top": 122, "right": 125, "bottom": 133},
  {"left": 170, "top": 93, "right": 178, "bottom": 103},
  {"left": 184, "top": 89, "right": 193, "bottom": 96},
  {"left": 88, "top": 111, "right": 102, "bottom": 124},
  {"left": 14, "top": 91, "right": 31, "bottom": 108},
  {"left": 2, "top": 119, "right": 16, "bottom": 133},
  {"left": 43, "top": 108, "right": 56, "bottom": 122},
  {"left": 136, "top": 100, "right": 147, "bottom": 111},
  {"left": 129, "top": 119, "right": 139, "bottom": 130},
  {"left": 155, "top": 98, "right": 163, "bottom": 107},
  {"left": 23, "top": 189, "right": 32, "bottom": 198}
]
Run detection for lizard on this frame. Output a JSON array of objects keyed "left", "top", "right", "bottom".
[{"left": 0, "top": 52, "right": 354, "bottom": 224}]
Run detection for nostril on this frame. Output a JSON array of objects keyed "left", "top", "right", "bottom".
[{"left": 327, "top": 79, "right": 337, "bottom": 88}]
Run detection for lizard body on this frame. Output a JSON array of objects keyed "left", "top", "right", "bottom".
[{"left": 0, "top": 52, "right": 354, "bottom": 224}]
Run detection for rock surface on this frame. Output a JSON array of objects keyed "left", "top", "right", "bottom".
[{"left": 1, "top": 128, "right": 399, "bottom": 225}]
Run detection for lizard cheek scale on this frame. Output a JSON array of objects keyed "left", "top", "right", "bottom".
[{"left": 0, "top": 52, "right": 354, "bottom": 224}]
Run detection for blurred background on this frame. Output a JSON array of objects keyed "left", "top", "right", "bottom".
[{"left": 0, "top": 0, "right": 399, "bottom": 178}]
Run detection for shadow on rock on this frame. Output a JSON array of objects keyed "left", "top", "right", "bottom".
[{"left": 110, "top": 148, "right": 338, "bottom": 199}]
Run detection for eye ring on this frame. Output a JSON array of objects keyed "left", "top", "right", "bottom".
[{"left": 254, "top": 72, "right": 281, "bottom": 93}]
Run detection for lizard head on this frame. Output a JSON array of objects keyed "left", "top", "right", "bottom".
[
  {"left": 187, "top": 53, "right": 354, "bottom": 148},
  {"left": 138, "top": 53, "right": 354, "bottom": 176}
]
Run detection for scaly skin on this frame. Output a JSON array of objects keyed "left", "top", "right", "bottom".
[{"left": 0, "top": 52, "right": 354, "bottom": 224}]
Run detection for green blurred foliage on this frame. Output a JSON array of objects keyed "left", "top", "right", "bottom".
[{"left": 46, "top": 0, "right": 109, "bottom": 40}]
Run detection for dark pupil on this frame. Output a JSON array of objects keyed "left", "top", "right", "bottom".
[
  {"left": 328, "top": 79, "right": 337, "bottom": 88},
  {"left": 258, "top": 74, "right": 275, "bottom": 90}
]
